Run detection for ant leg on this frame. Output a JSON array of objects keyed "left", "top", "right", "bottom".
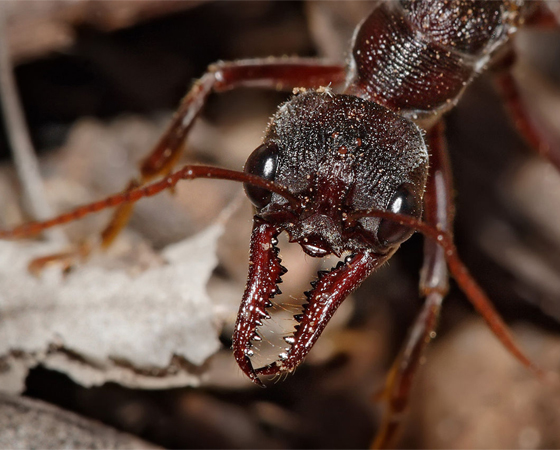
[
  {"left": 494, "top": 51, "right": 560, "bottom": 172},
  {"left": 0, "top": 166, "right": 300, "bottom": 240},
  {"left": 372, "top": 121, "right": 453, "bottom": 449},
  {"left": 98, "top": 58, "right": 346, "bottom": 248}
]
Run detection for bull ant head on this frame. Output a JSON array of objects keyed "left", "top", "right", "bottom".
[{"left": 233, "top": 90, "right": 429, "bottom": 385}]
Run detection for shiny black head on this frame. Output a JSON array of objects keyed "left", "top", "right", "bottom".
[{"left": 244, "top": 90, "right": 429, "bottom": 257}]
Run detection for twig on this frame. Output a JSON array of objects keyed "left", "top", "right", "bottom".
[{"left": 0, "top": 6, "right": 66, "bottom": 244}]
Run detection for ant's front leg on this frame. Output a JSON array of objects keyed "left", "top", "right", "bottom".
[
  {"left": 26, "top": 58, "right": 345, "bottom": 270},
  {"left": 372, "top": 121, "right": 453, "bottom": 449},
  {"left": 99, "top": 58, "right": 346, "bottom": 247}
]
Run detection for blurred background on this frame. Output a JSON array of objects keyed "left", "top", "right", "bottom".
[{"left": 1, "top": 1, "right": 560, "bottom": 448}]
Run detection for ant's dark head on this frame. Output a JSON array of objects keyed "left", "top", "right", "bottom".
[
  {"left": 235, "top": 90, "right": 429, "bottom": 383},
  {"left": 243, "top": 89, "right": 428, "bottom": 257}
]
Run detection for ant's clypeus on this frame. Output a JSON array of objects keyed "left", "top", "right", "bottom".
[{"left": 1, "top": 1, "right": 560, "bottom": 447}]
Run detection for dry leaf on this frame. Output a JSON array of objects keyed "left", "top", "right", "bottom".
[{"left": 0, "top": 223, "right": 227, "bottom": 392}]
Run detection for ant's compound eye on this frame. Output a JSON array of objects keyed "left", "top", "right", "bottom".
[
  {"left": 244, "top": 142, "right": 279, "bottom": 209},
  {"left": 377, "top": 184, "right": 420, "bottom": 247}
]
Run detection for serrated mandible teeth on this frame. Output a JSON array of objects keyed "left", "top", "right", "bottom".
[
  {"left": 255, "top": 307, "right": 269, "bottom": 318},
  {"left": 283, "top": 336, "right": 296, "bottom": 345}
]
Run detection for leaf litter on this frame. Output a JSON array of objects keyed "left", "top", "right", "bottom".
[{"left": 0, "top": 115, "right": 250, "bottom": 393}]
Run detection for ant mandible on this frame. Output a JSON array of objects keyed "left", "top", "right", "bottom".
[{"left": 1, "top": 1, "right": 559, "bottom": 447}]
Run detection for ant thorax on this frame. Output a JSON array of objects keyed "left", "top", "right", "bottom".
[{"left": 346, "top": 0, "right": 527, "bottom": 127}]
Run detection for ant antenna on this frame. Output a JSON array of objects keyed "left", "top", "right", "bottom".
[
  {"left": 348, "top": 208, "right": 545, "bottom": 379},
  {"left": 0, "top": 165, "right": 301, "bottom": 240}
]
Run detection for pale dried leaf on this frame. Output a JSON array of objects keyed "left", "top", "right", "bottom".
[{"left": 0, "top": 223, "right": 226, "bottom": 392}]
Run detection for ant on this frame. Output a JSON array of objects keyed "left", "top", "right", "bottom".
[{"left": 1, "top": 1, "right": 559, "bottom": 447}]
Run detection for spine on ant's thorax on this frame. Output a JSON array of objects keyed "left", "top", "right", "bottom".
[{"left": 344, "top": 0, "right": 528, "bottom": 128}]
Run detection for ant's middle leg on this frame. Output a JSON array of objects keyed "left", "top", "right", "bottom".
[{"left": 372, "top": 121, "right": 453, "bottom": 449}]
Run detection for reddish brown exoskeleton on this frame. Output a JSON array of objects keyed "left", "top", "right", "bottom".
[{"left": 1, "top": 1, "right": 558, "bottom": 447}]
